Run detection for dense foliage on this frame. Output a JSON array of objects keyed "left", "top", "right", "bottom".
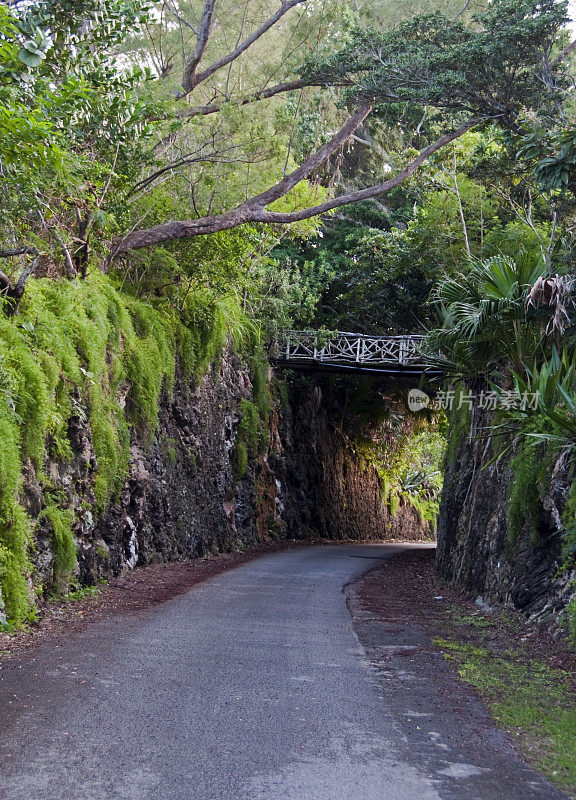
[
  {"left": 302, "top": 1, "right": 569, "bottom": 121},
  {"left": 0, "top": 0, "right": 575, "bottom": 623}
]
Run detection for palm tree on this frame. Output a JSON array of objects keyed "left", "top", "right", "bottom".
[{"left": 424, "top": 251, "right": 560, "bottom": 379}]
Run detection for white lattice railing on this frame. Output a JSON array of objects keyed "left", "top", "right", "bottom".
[{"left": 276, "top": 331, "right": 428, "bottom": 366}]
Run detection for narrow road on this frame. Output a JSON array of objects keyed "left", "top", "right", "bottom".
[{"left": 0, "top": 544, "right": 565, "bottom": 800}]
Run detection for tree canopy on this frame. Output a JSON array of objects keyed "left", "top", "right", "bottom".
[{"left": 0, "top": 0, "right": 573, "bottom": 269}]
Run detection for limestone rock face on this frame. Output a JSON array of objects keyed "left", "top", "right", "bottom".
[
  {"left": 437, "top": 405, "right": 575, "bottom": 625},
  {"left": 24, "top": 351, "right": 431, "bottom": 593},
  {"left": 275, "top": 379, "right": 428, "bottom": 544}
]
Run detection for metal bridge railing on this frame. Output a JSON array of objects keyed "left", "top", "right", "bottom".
[{"left": 276, "top": 331, "right": 428, "bottom": 367}]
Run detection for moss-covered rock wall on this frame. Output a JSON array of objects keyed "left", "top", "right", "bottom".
[
  {"left": 0, "top": 276, "right": 433, "bottom": 626},
  {"left": 0, "top": 272, "right": 233, "bottom": 624},
  {"left": 437, "top": 402, "right": 576, "bottom": 630}
]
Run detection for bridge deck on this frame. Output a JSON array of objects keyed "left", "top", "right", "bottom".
[{"left": 271, "top": 331, "right": 442, "bottom": 377}]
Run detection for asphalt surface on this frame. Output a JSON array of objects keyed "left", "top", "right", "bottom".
[{"left": 0, "top": 544, "right": 566, "bottom": 800}]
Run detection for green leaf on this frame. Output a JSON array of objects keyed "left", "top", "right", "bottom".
[{"left": 18, "top": 48, "right": 44, "bottom": 68}]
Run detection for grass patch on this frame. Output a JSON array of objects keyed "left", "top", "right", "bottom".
[
  {"left": 433, "top": 630, "right": 576, "bottom": 795},
  {"left": 446, "top": 611, "right": 495, "bottom": 629},
  {"left": 62, "top": 585, "right": 101, "bottom": 602}
]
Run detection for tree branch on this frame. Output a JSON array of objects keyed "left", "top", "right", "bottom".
[
  {"left": 247, "top": 105, "right": 373, "bottom": 208},
  {"left": 50, "top": 228, "right": 77, "bottom": 278},
  {"left": 163, "top": 0, "right": 199, "bottom": 34},
  {"left": 251, "top": 118, "right": 479, "bottom": 224},
  {"left": 128, "top": 151, "right": 269, "bottom": 197},
  {"left": 0, "top": 255, "right": 41, "bottom": 316},
  {"left": 112, "top": 105, "right": 371, "bottom": 255},
  {"left": 179, "top": 0, "right": 217, "bottom": 93},
  {"left": 110, "top": 113, "right": 479, "bottom": 256},
  {"left": 179, "top": 0, "right": 307, "bottom": 97},
  {"left": 177, "top": 78, "right": 305, "bottom": 118},
  {"left": 14, "top": 256, "right": 40, "bottom": 293},
  {"left": 0, "top": 246, "right": 39, "bottom": 258},
  {"left": 454, "top": 0, "right": 472, "bottom": 20},
  {"left": 552, "top": 38, "right": 576, "bottom": 66}
]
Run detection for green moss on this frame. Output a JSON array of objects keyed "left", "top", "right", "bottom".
[
  {"left": 40, "top": 504, "right": 76, "bottom": 590},
  {"left": 124, "top": 297, "right": 176, "bottom": 426},
  {"left": 180, "top": 293, "right": 228, "bottom": 381},
  {"left": 388, "top": 491, "right": 400, "bottom": 517},
  {"left": 378, "top": 475, "right": 391, "bottom": 507},
  {"left": 231, "top": 352, "right": 274, "bottom": 478},
  {"left": 0, "top": 404, "right": 33, "bottom": 623},
  {"left": 434, "top": 637, "right": 576, "bottom": 795},
  {"left": 561, "top": 478, "right": 576, "bottom": 568},
  {"left": 252, "top": 352, "right": 271, "bottom": 420},
  {"left": 445, "top": 387, "right": 472, "bottom": 467},
  {"left": 406, "top": 492, "right": 441, "bottom": 533},
  {"left": 238, "top": 399, "right": 259, "bottom": 450},
  {"left": 95, "top": 543, "right": 110, "bottom": 560},
  {"left": 251, "top": 351, "right": 272, "bottom": 454},
  {"left": 0, "top": 274, "right": 252, "bottom": 622},
  {"left": 0, "top": 509, "right": 32, "bottom": 625},
  {"left": 506, "top": 440, "right": 550, "bottom": 553},
  {"left": 275, "top": 380, "right": 290, "bottom": 408},
  {"left": 232, "top": 400, "right": 258, "bottom": 479},
  {"left": 564, "top": 595, "right": 576, "bottom": 648},
  {"left": 234, "top": 441, "right": 248, "bottom": 479}
]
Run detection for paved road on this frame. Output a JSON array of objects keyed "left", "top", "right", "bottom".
[{"left": 0, "top": 544, "right": 565, "bottom": 800}]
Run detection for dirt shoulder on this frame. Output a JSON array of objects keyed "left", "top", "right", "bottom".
[
  {"left": 0, "top": 538, "right": 319, "bottom": 664},
  {"left": 349, "top": 548, "right": 576, "bottom": 799}
]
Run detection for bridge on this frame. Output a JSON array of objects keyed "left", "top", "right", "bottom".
[{"left": 271, "top": 331, "right": 442, "bottom": 377}]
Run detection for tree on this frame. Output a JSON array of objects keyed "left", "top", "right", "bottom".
[
  {"left": 110, "top": 0, "right": 571, "bottom": 255},
  {"left": 425, "top": 251, "right": 561, "bottom": 378},
  {"left": 0, "top": 1, "right": 156, "bottom": 282},
  {"left": 1, "top": 0, "right": 573, "bottom": 270}
]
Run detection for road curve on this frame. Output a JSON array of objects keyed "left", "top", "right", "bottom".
[{"left": 0, "top": 544, "right": 565, "bottom": 800}]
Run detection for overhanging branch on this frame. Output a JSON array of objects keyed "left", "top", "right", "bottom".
[
  {"left": 252, "top": 118, "right": 479, "bottom": 224},
  {"left": 177, "top": 78, "right": 305, "bottom": 118},
  {"left": 110, "top": 113, "right": 479, "bottom": 256},
  {"left": 552, "top": 38, "right": 576, "bottom": 65},
  {"left": 0, "top": 246, "right": 39, "bottom": 258}
]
